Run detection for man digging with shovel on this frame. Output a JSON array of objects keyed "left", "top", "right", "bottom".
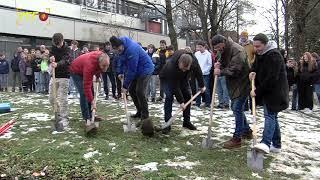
[
  {"left": 69, "top": 51, "right": 110, "bottom": 133},
  {"left": 159, "top": 50, "right": 206, "bottom": 134},
  {"left": 212, "top": 35, "right": 253, "bottom": 149},
  {"left": 249, "top": 33, "right": 289, "bottom": 154}
]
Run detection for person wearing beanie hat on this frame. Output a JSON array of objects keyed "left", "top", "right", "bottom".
[
  {"left": 212, "top": 34, "right": 252, "bottom": 149},
  {"left": 249, "top": 33, "right": 289, "bottom": 154},
  {"left": 110, "top": 36, "right": 155, "bottom": 136}
]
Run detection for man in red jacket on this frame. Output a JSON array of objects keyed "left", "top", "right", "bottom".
[{"left": 69, "top": 51, "right": 110, "bottom": 129}]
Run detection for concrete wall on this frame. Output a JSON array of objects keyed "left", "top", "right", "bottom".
[{"left": 0, "top": 7, "right": 186, "bottom": 48}]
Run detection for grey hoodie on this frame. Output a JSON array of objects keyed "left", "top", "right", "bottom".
[{"left": 259, "top": 41, "right": 278, "bottom": 55}]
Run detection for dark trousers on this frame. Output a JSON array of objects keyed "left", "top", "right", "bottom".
[
  {"left": 164, "top": 81, "right": 191, "bottom": 123},
  {"left": 102, "top": 71, "right": 116, "bottom": 97},
  {"left": 298, "top": 82, "right": 314, "bottom": 110},
  {"left": 115, "top": 73, "right": 121, "bottom": 97},
  {"left": 189, "top": 75, "right": 197, "bottom": 96},
  {"left": 159, "top": 79, "right": 165, "bottom": 98},
  {"left": 129, "top": 75, "right": 151, "bottom": 119}
]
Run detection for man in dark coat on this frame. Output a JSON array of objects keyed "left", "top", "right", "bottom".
[
  {"left": 11, "top": 47, "right": 23, "bottom": 92},
  {"left": 159, "top": 50, "right": 206, "bottom": 134},
  {"left": 102, "top": 41, "right": 117, "bottom": 100},
  {"left": 212, "top": 35, "right": 252, "bottom": 149},
  {"left": 250, "top": 33, "right": 289, "bottom": 154}
]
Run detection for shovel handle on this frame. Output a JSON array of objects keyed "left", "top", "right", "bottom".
[
  {"left": 162, "top": 90, "right": 202, "bottom": 129},
  {"left": 251, "top": 77, "right": 258, "bottom": 145},
  {"left": 208, "top": 75, "right": 218, "bottom": 131},
  {"left": 91, "top": 76, "right": 99, "bottom": 123}
]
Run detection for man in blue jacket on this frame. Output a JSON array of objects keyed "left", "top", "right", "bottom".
[{"left": 110, "top": 36, "right": 154, "bottom": 127}]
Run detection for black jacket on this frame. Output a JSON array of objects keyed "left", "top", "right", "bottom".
[
  {"left": 251, "top": 48, "right": 289, "bottom": 113},
  {"left": 50, "top": 42, "right": 71, "bottom": 78},
  {"left": 149, "top": 53, "right": 162, "bottom": 75},
  {"left": 31, "top": 58, "right": 42, "bottom": 72},
  {"left": 297, "top": 63, "right": 318, "bottom": 85},
  {"left": 11, "top": 52, "right": 22, "bottom": 72},
  {"left": 103, "top": 49, "right": 116, "bottom": 73},
  {"left": 159, "top": 50, "right": 204, "bottom": 103},
  {"left": 286, "top": 66, "right": 296, "bottom": 87}
]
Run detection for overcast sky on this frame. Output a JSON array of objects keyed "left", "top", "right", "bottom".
[{"left": 241, "top": 0, "right": 280, "bottom": 36}]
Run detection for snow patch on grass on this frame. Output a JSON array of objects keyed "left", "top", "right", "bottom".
[
  {"left": 164, "top": 160, "right": 200, "bottom": 170},
  {"left": 22, "top": 113, "right": 50, "bottom": 121},
  {"left": 0, "top": 131, "right": 15, "bottom": 139},
  {"left": 134, "top": 162, "right": 158, "bottom": 172},
  {"left": 83, "top": 150, "right": 101, "bottom": 159}
]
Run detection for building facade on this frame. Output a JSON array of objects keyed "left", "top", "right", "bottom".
[{"left": 0, "top": 0, "right": 186, "bottom": 57}]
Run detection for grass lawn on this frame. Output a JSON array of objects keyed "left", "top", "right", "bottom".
[{"left": 0, "top": 92, "right": 319, "bottom": 179}]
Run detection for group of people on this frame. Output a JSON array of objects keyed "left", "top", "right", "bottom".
[{"left": 1, "top": 31, "right": 320, "bottom": 155}]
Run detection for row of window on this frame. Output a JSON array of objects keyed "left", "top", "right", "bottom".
[{"left": 59, "top": 0, "right": 161, "bottom": 19}]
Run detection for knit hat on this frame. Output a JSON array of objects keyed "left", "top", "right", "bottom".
[
  {"left": 240, "top": 31, "right": 249, "bottom": 37},
  {"left": 253, "top": 33, "right": 269, "bottom": 45}
]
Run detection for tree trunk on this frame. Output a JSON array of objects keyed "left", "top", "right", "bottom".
[
  {"left": 283, "top": 0, "right": 290, "bottom": 56},
  {"left": 209, "top": 0, "right": 218, "bottom": 37},
  {"left": 198, "top": 0, "right": 209, "bottom": 44},
  {"left": 165, "top": 0, "right": 178, "bottom": 50},
  {"left": 275, "top": 0, "right": 280, "bottom": 49}
]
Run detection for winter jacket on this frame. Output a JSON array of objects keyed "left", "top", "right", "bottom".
[
  {"left": 286, "top": 66, "right": 296, "bottom": 87},
  {"left": 314, "top": 59, "right": 320, "bottom": 84},
  {"left": 251, "top": 41, "right": 289, "bottom": 113},
  {"left": 117, "top": 36, "right": 154, "bottom": 89},
  {"left": 297, "top": 63, "right": 318, "bottom": 85},
  {"left": 31, "top": 58, "right": 42, "bottom": 72},
  {"left": 70, "top": 48, "right": 82, "bottom": 62},
  {"left": 156, "top": 48, "right": 169, "bottom": 72},
  {"left": 69, "top": 51, "right": 103, "bottom": 102},
  {"left": 50, "top": 42, "right": 71, "bottom": 78},
  {"left": 0, "top": 59, "right": 9, "bottom": 74},
  {"left": 220, "top": 37, "right": 250, "bottom": 100},
  {"left": 11, "top": 53, "right": 21, "bottom": 72},
  {"left": 103, "top": 49, "right": 116, "bottom": 73},
  {"left": 151, "top": 53, "right": 162, "bottom": 75},
  {"left": 159, "top": 50, "right": 204, "bottom": 104},
  {"left": 194, "top": 50, "right": 212, "bottom": 75},
  {"left": 19, "top": 60, "right": 28, "bottom": 83}
]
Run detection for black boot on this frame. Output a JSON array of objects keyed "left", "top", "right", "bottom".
[
  {"left": 183, "top": 122, "right": 197, "bottom": 130},
  {"left": 130, "top": 112, "right": 141, "bottom": 119}
]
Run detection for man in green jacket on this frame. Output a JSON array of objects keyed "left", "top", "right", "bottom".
[{"left": 212, "top": 35, "right": 252, "bottom": 149}]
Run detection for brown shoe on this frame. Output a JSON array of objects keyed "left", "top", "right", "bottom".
[
  {"left": 241, "top": 129, "right": 253, "bottom": 140},
  {"left": 223, "top": 137, "right": 241, "bottom": 149}
]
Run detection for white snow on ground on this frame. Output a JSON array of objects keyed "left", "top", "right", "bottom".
[
  {"left": 134, "top": 162, "right": 158, "bottom": 172},
  {"left": 0, "top": 131, "right": 15, "bottom": 139},
  {"left": 21, "top": 127, "right": 38, "bottom": 134},
  {"left": 21, "top": 113, "right": 50, "bottom": 121},
  {"left": 83, "top": 150, "right": 101, "bottom": 159},
  {"left": 164, "top": 159, "right": 200, "bottom": 170}
]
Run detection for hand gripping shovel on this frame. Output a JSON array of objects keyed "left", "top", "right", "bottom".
[
  {"left": 247, "top": 78, "right": 264, "bottom": 172},
  {"left": 122, "top": 83, "right": 136, "bottom": 133},
  {"left": 86, "top": 76, "right": 99, "bottom": 133},
  {"left": 201, "top": 75, "right": 218, "bottom": 149},
  {"left": 51, "top": 67, "right": 63, "bottom": 132},
  {"left": 159, "top": 91, "right": 202, "bottom": 130}
]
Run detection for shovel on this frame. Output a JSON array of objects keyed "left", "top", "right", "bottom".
[
  {"left": 201, "top": 75, "right": 218, "bottom": 149},
  {"left": 86, "top": 76, "right": 99, "bottom": 133},
  {"left": 159, "top": 91, "right": 202, "bottom": 130},
  {"left": 122, "top": 83, "right": 136, "bottom": 133},
  {"left": 51, "top": 67, "right": 63, "bottom": 131},
  {"left": 247, "top": 77, "right": 264, "bottom": 172}
]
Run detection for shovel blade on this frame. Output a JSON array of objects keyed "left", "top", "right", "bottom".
[
  {"left": 247, "top": 150, "right": 264, "bottom": 172},
  {"left": 85, "top": 123, "right": 97, "bottom": 133},
  {"left": 123, "top": 123, "right": 137, "bottom": 133},
  {"left": 201, "top": 137, "right": 215, "bottom": 149}
]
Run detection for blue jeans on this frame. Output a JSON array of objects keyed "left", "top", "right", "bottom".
[
  {"left": 314, "top": 84, "right": 320, "bottom": 104},
  {"left": 231, "top": 95, "right": 250, "bottom": 138},
  {"left": 261, "top": 105, "right": 281, "bottom": 148},
  {"left": 68, "top": 77, "right": 78, "bottom": 96},
  {"left": 164, "top": 81, "right": 191, "bottom": 123},
  {"left": 291, "top": 84, "right": 298, "bottom": 110},
  {"left": 147, "top": 75, "right": 157, "bottom": 99},
  {"left": 196, "top": 75, "right": 211, "bottom": 107},
  {"left": 40, "top": 72, "right": 49, "bottom": 92},
  {"left": 34, "top": 72, "right": 41, "bottom": 93},
  {"left": 217, "top": 76, "right": 229, "bottom": 106},
  {"left": 102, "top": 71, "right": 116, "bottom": 97},
  {"left": 71, "top": 74, "right": 92, "bottom": 120}
]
